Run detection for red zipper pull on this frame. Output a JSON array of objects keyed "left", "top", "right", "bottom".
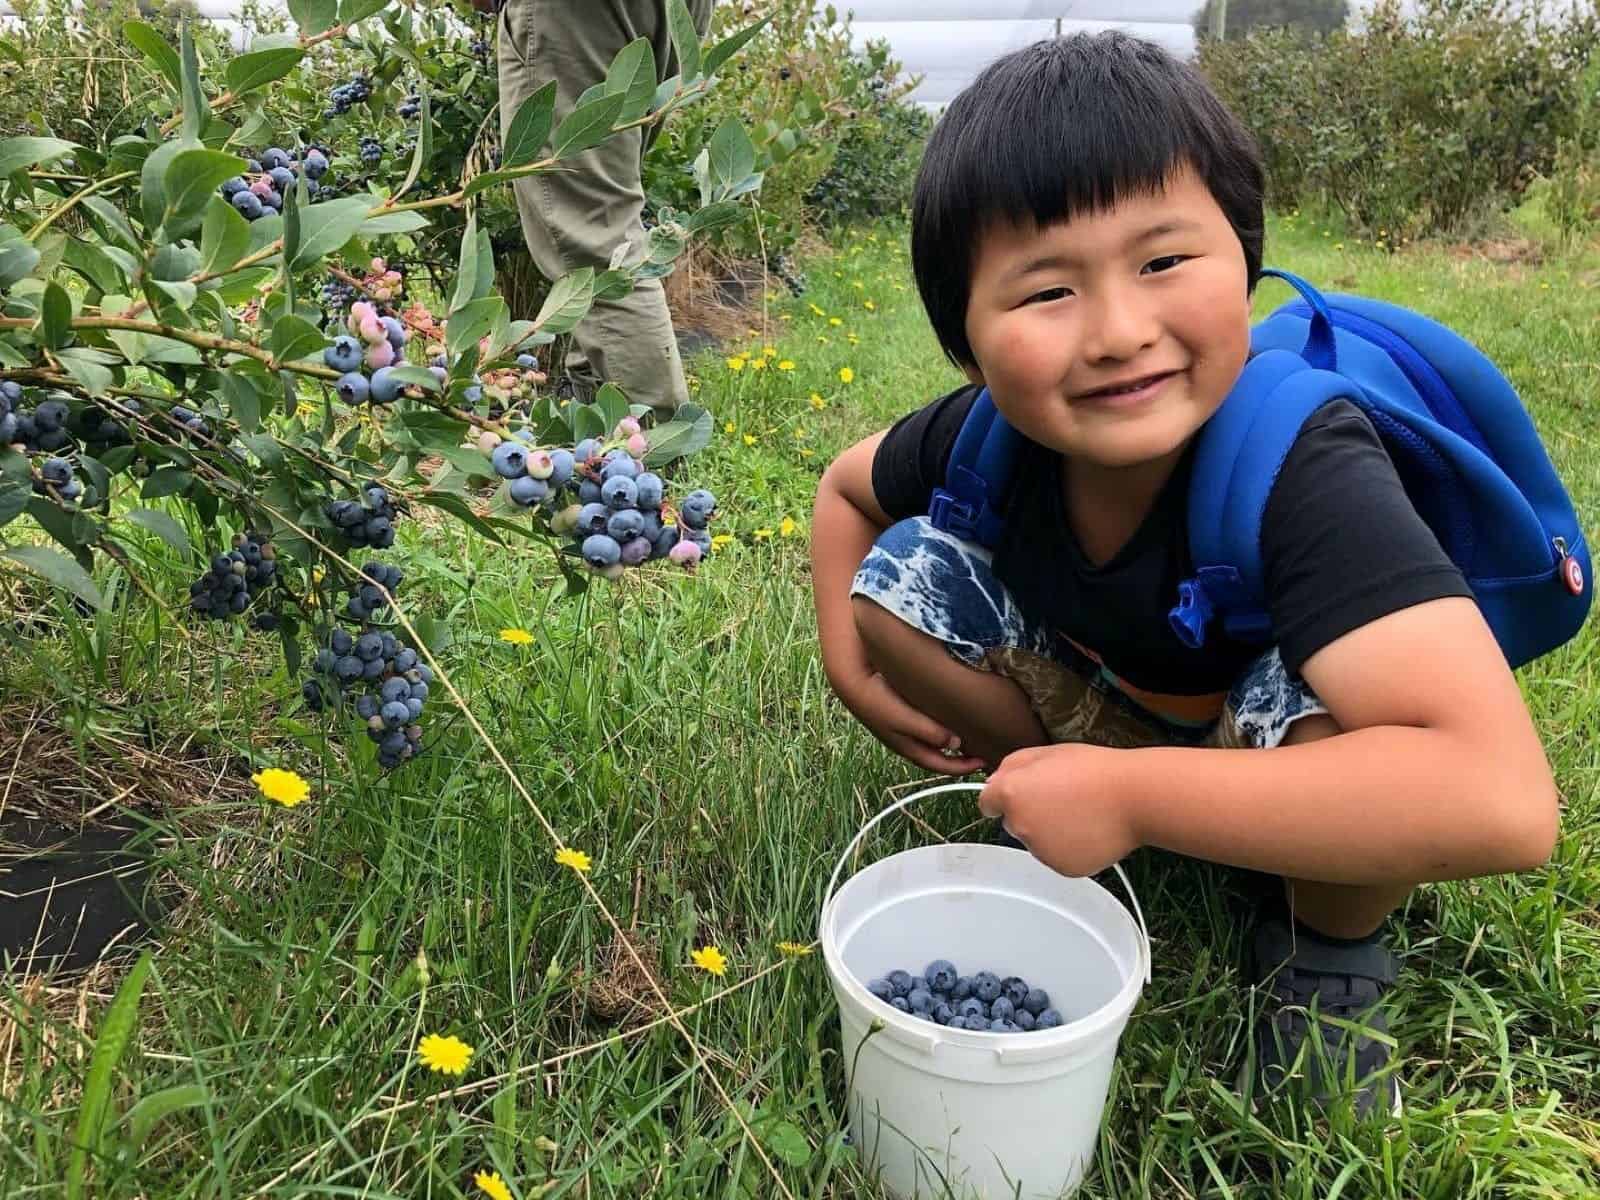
[{"left": 1556, "top": 537, "right": 1585, "bottom": 596}]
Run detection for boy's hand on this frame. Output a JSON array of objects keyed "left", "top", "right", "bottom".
[
  {"left": 842, "top": 670, "right": 988, "bottom": 775},
  {"left": 980, "top": 744, "right": 1141, "bottom": 876}
]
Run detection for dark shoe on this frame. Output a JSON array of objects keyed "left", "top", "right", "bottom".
[{"left": 1241, "top": 906, "right": 1403, "bottom": 1119}]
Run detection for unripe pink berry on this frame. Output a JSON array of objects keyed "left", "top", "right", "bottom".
[
  {"left": 374, "top": 287, "right": 392, "bottom": 302},
  {"left": 615, "top": 416, "right": 642, "bottom": 438},
  {"left": 350, "top": 300, "right": 377, "bottom": 326},
  {"left": 626, "top": 432, "right": 649, "bottom": 458},
  {"left": 668, "top": 540, "right": 702, "bottom": 567},
  {"left": 477, "top": 431, "right": 502, "bottom": 451},
  {"left": 250, "top": 178, "right": 274, "bottom": 198},
  {"left": 526, "top": 450, "right": 554, "bottom": 480},
  {"left": 371, "top": 257, "right": 386, "bottom": 272},
  {"left": 365, "top": 340, "right": 395, "bottom": 369},
  {"left": 359, "top": 316, "right": 386, "bottom": 345}
]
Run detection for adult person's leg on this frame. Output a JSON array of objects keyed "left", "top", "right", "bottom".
[{"left": 497, "top": 0, "right": 716, "bottom": 417}]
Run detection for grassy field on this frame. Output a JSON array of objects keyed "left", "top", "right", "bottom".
[{"left": 2, "top": 210, "right": 1598, "bottom": 1198}]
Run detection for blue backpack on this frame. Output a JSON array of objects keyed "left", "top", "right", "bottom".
[{"left": 927, "top": 269, "right": 1592, "bottom": 669}]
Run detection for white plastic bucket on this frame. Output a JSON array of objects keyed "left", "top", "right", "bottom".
[{"left": 819, "top": 782, "right": 1151, "bottom": 1200}]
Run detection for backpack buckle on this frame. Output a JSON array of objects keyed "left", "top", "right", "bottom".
[
  {"left": 1169, "top": 577, "right": 1215, "bottom": 649},
  {"left": 929, "top": 488, "right": 979, "bottom": 540}
]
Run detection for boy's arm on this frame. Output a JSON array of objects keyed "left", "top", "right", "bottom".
[
  {"left": 984, "top": 595, "right": 1559, "bottom": 884},
  {"left": 813, "top": 433, "right": 985, "bottom": 773}
]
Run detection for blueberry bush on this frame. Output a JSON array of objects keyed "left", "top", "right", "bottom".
[{"left": 0, "top": 0, "right": 771, "bottom": 771}]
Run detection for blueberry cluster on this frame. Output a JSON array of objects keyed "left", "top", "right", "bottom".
[
  {"left": 342, "top": 558, "right": 401, "bottom": 622},
  {"left": 320, "top": 275, "right": 358, "bottom": 319},
  {"left": 1, "top": 385, "right": 73, "bottom": 452},
  {"left": 77, "top": 398, "right": 138, "bottom": 448},
  {"left": 325, "top": 74, "right": 372, "bottom": 118},
  {"left": 398, "top": 93, "right": 421, "bottom": 120},
  {"left": 866, "top": 961, "right": 1064, "bottom": 1034},
  {"left": 168, "top": 404, "right": 212, "bottom": 441},
  {"left": 324, "top": 301, "right": 409, "bottom": 406},
  {"left": 470, "top": 37, "right": 490, "bottom": 59},
  {"left": 189, "top": 532, "right": 279, "bottom": 621},
  {"left": 304, "top": 567, "right": 433, "bottom": 770},
  {"left": 359, "top": 137, "right": 383, "bottom": 167},
  {"left": 33, "top": 456, "right": 81, "bottom": 504},
  {"left": 218, "top": 146, "right": 330, "bottom": 221},
  {"left": 324, "top": 484, "right": 399, "bottom": 549},
  {"left": 485, "top": 418, "right": 717, "bottom": 576},
  {"left": 769, "top": 251, "right": 807, "bottom": 298}
]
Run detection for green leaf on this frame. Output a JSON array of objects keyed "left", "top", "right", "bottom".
[
  {"left": 651, "top": 74, "right": 683, "bottom": 116},
  {"left": 503, "top": 80, "right": 557, "bottom": 168},
  {"left": 643, "top": 402, "right": 711, "bottom": 465},
  {"left": 288, "top": 197, "right": 370, "bottom": 272},
  {"left": 595, "top": 383, "right": 629, "bottom": 431},
  {"left": 57, "top": 349, "right": 115, "bottom": 397},
  {"left": 141, "top": 468, "right": 193, "bottom": 499},
  {"left": 224, "top": 47, "right": 304, "bottom": 96},
  {"left": 414, "top": 491, "right": 506, "bottom": 546},
  {"left": 270, "top": 314, "right": 324, "bottom": 365},
  {"left": 446, "top": 296, "right": 505, "bottom": 355},
  {"left": 606, "top": 39, "right": 658, "bottom": 124},
  {"left": 0, "top": 136, "right": 78, "bottom": 179},
  {"left": 199, "top": 195, "right": 251, "bottom": 276},
  {"left": 120, "top": 1084, "right": 208, "bottom": 1152},
  {"left": 1, "top": 545, "right": 105, "bottom": 612},
  {"left": 66, "top": 950, "right": 150, "bottom": 1197},
  {"left": 123, "top": 507, "right": 190, "bottom": 553},
  {"left": 0, "top": 242, "right": 40, "bottom": 289},
  {"left": 163, "top": 149, "right": 247, "bottom": 238},
  {"left": 450, "top": 212, "right": 480, "bottom": 314},
  {"left": 123, "top": 21, "right": 180, "bottom": 91},
  {"left": 685, "top": 201, "right": 742, "bottom": 234},
  {"left": 139, "top": 139, "right": 187, "bottom": 234},
  {"left": 708, "top": 118, "right": 755, "bottom": 190},
  {"left": 534, "top": 268, "right": 594, "bottom": 335},
  {"left": 179, "top": 21, "right": 205, "bottom": 145},
  {"left": 462, "top": 168, "right": 526, "bottom": 200},
  {"left": 81, "top": 196, "right": 140, "bottom": 252},
  {"left": 553, "top": 92, "right": 627, "bottom": 160},
  {"left": 386, "top": 365, "right": 439, "bottom": 392},
  {"left": 0, "top": 481, "right": 28, "bottom": 527},
  {"left": 287, "top": 0, "right": 339, "bottom": 37},
  {"left": 666, "top": 0, "right": 701, "bottom": 82},
  {"left": 572, "top": 403, "right": 606, "bottom": 443},
  {"left": 702, "top": 14, "right": 770, "bottom": 78},
  {"left": 150, "top": 280, "right": 197, "bottom": 312},
  {"left": 35, "top": 282, "right": 71, "bottom": 349},
  {"left": 761, "top": 1120, "right": 810, "bottom": 1167},
  {"left": 339, "top": 0, "right": 389, "bottom": 24},
  {"left": 358, "top": 211, "right": 428, "bottom": 236},
  {"left": 221, "top": 373, "right": 261, "bottom": 432},
  {"left": 60, "top": 238, "right": 127, "bottom": 295}
]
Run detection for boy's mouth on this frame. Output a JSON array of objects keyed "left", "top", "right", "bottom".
[{"left": 1075, "top": 369, "right": 1180, "bottom": 404}]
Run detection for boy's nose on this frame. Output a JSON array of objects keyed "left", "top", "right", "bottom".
[{"left": 1082, "top": 292, "right": 1160, "bottom": 364}]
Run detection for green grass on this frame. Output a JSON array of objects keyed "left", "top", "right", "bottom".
[{"left": 2, "top": 213, "right": 1598, "bottom": 1198}]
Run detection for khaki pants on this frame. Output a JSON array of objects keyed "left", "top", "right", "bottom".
[{"left": 497, "top": 0, "right": 716, "bottom": 416}]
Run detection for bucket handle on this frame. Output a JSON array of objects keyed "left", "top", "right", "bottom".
[{"left": 821, "top": 781, "right": 1151, "bottom": 986}]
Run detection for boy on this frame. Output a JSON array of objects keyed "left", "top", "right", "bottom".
[{"left": 810, "top": 31, "right": 1559, "bottom": 1117}]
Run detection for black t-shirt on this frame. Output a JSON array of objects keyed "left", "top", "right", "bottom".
[{"left": 871, "top": 384, "right": 1471, "bottom": 706}]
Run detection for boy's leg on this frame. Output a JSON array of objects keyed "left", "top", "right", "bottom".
[
  {"left": 1277, "top": 713, "right": 1415, "bottom": 938},
  {"left": 851, "top": 595, "right": 1047, "bottom": 769}
]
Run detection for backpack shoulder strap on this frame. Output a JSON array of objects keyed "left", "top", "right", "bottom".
[
  {"left": 1173, "top": 352, "right": 1362, "bottom": 647},
  {"left": 929, "top": 386, "right": 1022, "bottom": 549}
]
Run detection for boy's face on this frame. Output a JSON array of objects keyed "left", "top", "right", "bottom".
[{"left": 960, "top": 164, "right": 1251, "bottom": 473}]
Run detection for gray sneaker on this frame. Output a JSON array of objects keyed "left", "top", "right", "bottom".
[{"left": 1242, "top": 908, "right": 1403, "bottom": 1119}]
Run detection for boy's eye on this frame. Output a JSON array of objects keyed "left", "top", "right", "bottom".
[
  {"left": 1142, "top": 255, "right": 1188, "bottom": 274},
  {"left": 1026, "top": 287, "right": 1071, "bottom": 304}
]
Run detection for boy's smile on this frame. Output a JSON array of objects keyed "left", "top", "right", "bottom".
[{"left": 958, "top": 165, "right": 1252, "bottom": 497}]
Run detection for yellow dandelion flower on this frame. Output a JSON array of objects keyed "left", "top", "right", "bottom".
[
  {"left": 692, "top": 945, "right": 727, "bottom": 976},
  {"left": 763, "top": 344, "right": 777, "bottom": 357},
  {"left": 554, "top": 846, "right": 592, "bottom": 874},
  {"left": 809, "top": 303, "right": 826, "bottom": 316},
  {"left": 834, "top": 271, "right": 843, "bottom": 277},
  {"left": 853, "top": 280, "right": 864, "bottom": 290},
  {"left": 499, "top": 628, "right": 533, "bottom": 645},
  {"left": 751, "top": 358, "right": 767, "bottom": 371},
  {"left": 726, "top": 356, "right": 746, "bottom": 371},
  {"left": 711, "top": 533, "right": 734, "bottom": 548},
  {"left": 799, "top": 448, "right": 815, "bottom": 458},
  {"left": 780, "top": 313, "right": 792, "bottom": 320},
  {"left": 828, "top": 317, "right": 842, "bottom": 327},
  {"left": 417, "top": 1033, "right": 474, "bottom": 1076},
  {"left": 475, "top": 1171, "right": 513, "bottom": 1200},
  {"left": 816, "top": 336, "right": 829, "bottom": 344},
  {"left": 777, "top": 941, "right": 813, "bottom": 956},
  {"left": 743, "top": 433, "right": 756, "bottom": 446},
  {"left": 724, "top": 420, "right": 736, "bottom": 434},
  {"left": 793, "top": 427, "right": 806, "bottom": 439},
  {"left": 1334, "top": 243, "right": 1344, "bottom": 251},
  {"left": 780, "top": 516, "right": 797, "bottom": 537},
  {"left": 754, "top": 527, "right": 773, "bottom": 540},
  {"left": 839, "top": 367, "right": 854, "bottom": 384},
  {"left": 252, "top": 767, "right": 310, "bottom": 808},
  {"left": 864, "top": 300, "right": 876, "bottom": 311},
  {"left": 777, "top": 360, "right": 795, "bottom": 371},
  {"left": 809, "top": 392, "right": 827, "bottom": 410}
]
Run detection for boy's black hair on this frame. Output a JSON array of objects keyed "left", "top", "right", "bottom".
[{"left": 911, "top": 31, "right": 1265, "bottom": 370}]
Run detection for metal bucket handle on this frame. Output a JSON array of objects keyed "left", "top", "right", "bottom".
[{"left": 820, "top": 781, "right": 1151, "bottom": 986}]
